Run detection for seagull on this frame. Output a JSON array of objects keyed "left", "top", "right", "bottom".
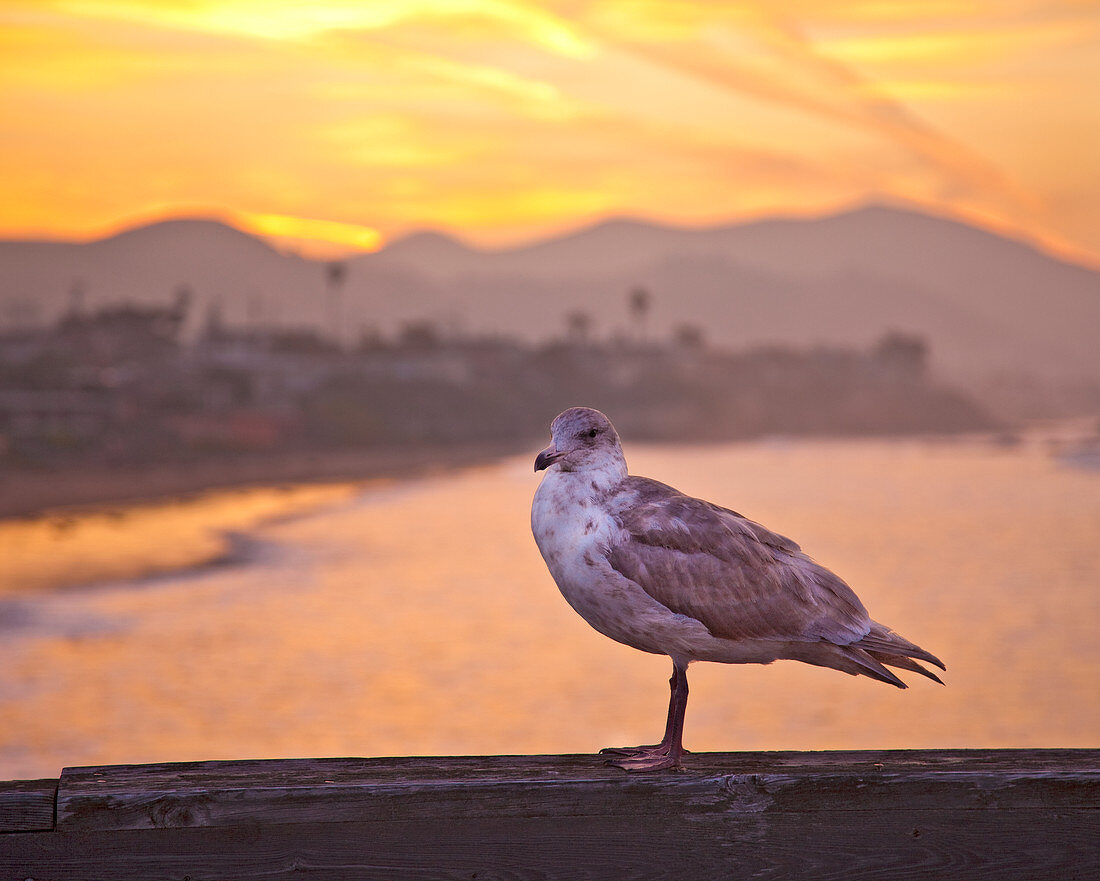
[{"left": 531, "top": 407, "right": 945, "bottom": 771}]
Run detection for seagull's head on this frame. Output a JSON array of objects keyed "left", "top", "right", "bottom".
[{"left": 535, "top": 407, "right": 625, "bottom": 475}]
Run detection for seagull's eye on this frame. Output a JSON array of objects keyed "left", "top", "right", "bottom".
[{"left": 587, "top": 428, "right": 598, "bottom": 438}]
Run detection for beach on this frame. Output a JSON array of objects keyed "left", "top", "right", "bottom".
[
  {"left": 0, "top": 441, "right": 525, "bottom": 520},
  {"left": 0, "top": 441, "right": 523, "bottom": 595}
]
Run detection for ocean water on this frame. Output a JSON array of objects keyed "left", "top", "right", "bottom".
[{"left": 1, "top": 431, "right": 1097, "bottom": 779}]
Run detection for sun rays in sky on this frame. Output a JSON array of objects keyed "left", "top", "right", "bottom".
[{"left": 2, "top": 1, "right": 1098, "bottom": 261}]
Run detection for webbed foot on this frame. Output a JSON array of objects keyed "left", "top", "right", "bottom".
[
  {"left": 599, "top": 743, "right": 663, "bottom": 757},
  {"left": 602, "top": 744, "right": 684, "bottom": 772}
]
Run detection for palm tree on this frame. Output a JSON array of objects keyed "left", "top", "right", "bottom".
[
  {"left": 325, "top": 261, "right": 347, "bottom": 347},
  {"left": 628, "top": 286, "right": 650, "bottom": 343},
  {"left": 565, "top": 310, "right": 592, "bottom": 344}
]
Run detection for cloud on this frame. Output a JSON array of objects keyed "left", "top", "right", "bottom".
[
  {"left": 815, "top": 12, "right": 1100, "bottom": 63},
  {"left": 576, "top": 4, "right": 1038, "bottom": 219},
  {"left": 52, "top": 0, "right": 594, "bottom": 56},
  {"left": 234, "top": 211, "right": 383, "bottom": 253},
  {"left": 1, "top": 0, "right": 1097, "bottom": 260}
]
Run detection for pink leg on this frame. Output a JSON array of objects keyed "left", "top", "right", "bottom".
[{"left": 601, "top": 661, "right": 689, "bottom": 771}]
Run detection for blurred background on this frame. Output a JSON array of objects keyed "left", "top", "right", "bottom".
[{"left": 0, "top": 1, "right": 1097, "bottom": 780}]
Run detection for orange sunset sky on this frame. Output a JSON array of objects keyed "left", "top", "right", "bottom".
[{"left": 2, "top": 1, "right": 1099, "bottom": 263}]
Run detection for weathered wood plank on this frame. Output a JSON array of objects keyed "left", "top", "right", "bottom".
[
  {"left": 3, "top": 808, "right": 1098, "bottom": 880},
  {"left": 1, "top": 751, "right": 1097, "bottom": 880},
  {"left": 0, "top": 779, "right": 55, "bottom": 833},
  {"left": 54, "top": 749, "right": 1100, "bottom": 833}
]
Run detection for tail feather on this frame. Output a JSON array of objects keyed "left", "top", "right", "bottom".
[
  {"left": 842, "top": 645, "right": 908, "bottom": 689},
  {"left": 783, "top": 642, "right": 906, "bottom": 688},
  {"left": 786, "top": 622, "right": 945, "bottom": 689},
  {"left": 865, "top": 651, "right": 945, "bottom": 686},
  {"left": 857, "top": 622, "right": 946, "bottom": 671}
]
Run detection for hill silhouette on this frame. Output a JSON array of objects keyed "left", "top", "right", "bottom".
[{"left": 1, "top": 204, "right": 1097, "bottom": 381}]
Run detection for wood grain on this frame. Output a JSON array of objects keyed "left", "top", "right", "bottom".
[
  {"left": 54, "top": 749, "right": 1100, "bottom": 832},
  {"left": 0, "top": 779, "right": 55, "bottom": 833},
  {"left": 2, "top": 750, "right": 1097, "bottom": 880}
]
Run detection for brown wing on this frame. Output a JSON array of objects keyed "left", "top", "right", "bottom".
[{"left": 604, "top": 477, "right": 870, "bottom": 646}]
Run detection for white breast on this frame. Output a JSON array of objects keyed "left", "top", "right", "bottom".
[{"left": 531, "top": 467, "right": 615, "bottom": 590}]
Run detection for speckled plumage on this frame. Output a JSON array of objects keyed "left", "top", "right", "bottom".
[{"left": 531, "top": 407, "right": 945, "bottom": 771}]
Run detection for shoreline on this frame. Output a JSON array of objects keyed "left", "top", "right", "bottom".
[
  {"left": 4, "top": 419, "right": 1092, "bottom": 522},
  {"left": 0, "top": 442, "right": 528, "bottom": 597},
  {"left": 0, "top": 441, "right": 528, "bottom": 521}
]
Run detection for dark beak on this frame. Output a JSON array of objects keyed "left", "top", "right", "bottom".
[{"left": 534, "top": 444, "right": 564, "bottom": 472}]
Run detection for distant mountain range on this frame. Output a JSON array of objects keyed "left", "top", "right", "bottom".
[{"left": 1, "top": 204, "right": 1097, "bottom": 381}]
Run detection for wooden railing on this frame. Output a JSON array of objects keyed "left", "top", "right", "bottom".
[{"left": 2, "top": 749, "right": 1098, "bottom": 879}]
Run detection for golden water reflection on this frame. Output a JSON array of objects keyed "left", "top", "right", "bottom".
[
  {"left": 1, "top": 434, "right": 1097, "bottom": 779},
  {"left": 0, "top": 483, "right": 360, "bottom": 594}
]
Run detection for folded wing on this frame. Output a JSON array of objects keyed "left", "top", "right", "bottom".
[
  {"left": 605, "top": 477, "right": 945, "bottom": 687},
  {"left": 605, "top": 477, "right": 870, "bottom": 646}
]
